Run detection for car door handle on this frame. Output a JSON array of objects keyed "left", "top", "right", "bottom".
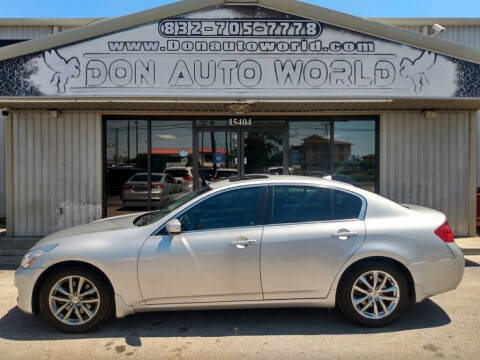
[
  {"left": 230, "top": 239, "right": 257, "bottom": 249},
  {"left": 332, "top": 231, "right": 358, "bottom": 240}
]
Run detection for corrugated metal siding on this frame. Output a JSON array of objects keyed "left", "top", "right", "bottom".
[
  {"left": 478, "top": 111, "right": 480, "bottom": 187},
  {"left": 0, "top": 114, "right": 5, "bottom": 219},
  {"left": 436, "top": 25, "right": 480, "bottom": 49},
  {"left": 380, "top": 111, "right": 472, "bottom": 236},
  {"left": 397, "top": 24, "right": 480, "bottom": 49},
  {"left": 11, "top": 111, "right": 102, "bottom": 236},
  {"left": 0, "top": 26, "right": 52, "bottom": 40},
  {"left": 397, "top": 25, "right": 427, "bottom": 35}
]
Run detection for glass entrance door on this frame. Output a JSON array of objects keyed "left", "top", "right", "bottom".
[
  {"left": 195, "top": 126, "right": 287, "bottom": 188},
  {"left": 197, "top": 129, "right": 240, "bottom": 186},
  {"left": 242, "top": 130, "right": 285, "bottom": 175}
]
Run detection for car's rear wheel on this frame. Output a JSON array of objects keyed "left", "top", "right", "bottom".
[
  {"left": 339, "top": 262, "right": 409, "bottom": 327},
  {"left": 39, "top": 267, "right": 113, "bottom": 332}
]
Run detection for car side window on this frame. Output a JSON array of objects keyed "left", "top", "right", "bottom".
[
  {"left": 270, "top": 186, "right": 364, "bottom": 224},
  {"left": 271, "top": 186, "right": 331, "bottom": 224},
  {"left": 178, "top": 187, "right": 264, "bottom": 231},
  {"left": 332, "top": 189, "right": 363, "bottom": 220}
]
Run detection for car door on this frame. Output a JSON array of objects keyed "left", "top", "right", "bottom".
[
  {"left": 138, "top": 185, "right": 267, "bottom": 304},
  {"left": 261, "top": 185, "right": 366, "bottom": 300}
]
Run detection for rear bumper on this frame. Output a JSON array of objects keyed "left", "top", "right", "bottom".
[{"left": 410, "top": 243, "right": 464, "bottom": 303}]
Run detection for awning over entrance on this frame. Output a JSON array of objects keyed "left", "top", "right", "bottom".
[{"left": 1, "top": 98, "right": 480, "bottom": 112}]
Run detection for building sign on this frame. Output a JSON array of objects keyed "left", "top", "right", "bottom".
[{"left": 1, "top": 5, "right": 480, "bottom": 98}]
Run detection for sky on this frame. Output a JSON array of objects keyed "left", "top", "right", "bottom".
[{"left": 1, "top": 0, "right": 479, "bottom": 18}]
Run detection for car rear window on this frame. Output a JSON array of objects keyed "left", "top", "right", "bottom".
[
  {"left": 165, "top": 169, "right": 188, "bottom": 177},
  {"left": 130, "top": 174, "right": 163, "bottom": 182}
]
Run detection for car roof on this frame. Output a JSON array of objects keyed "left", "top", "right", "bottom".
[{"left": 209, "top": 174, "right": 357, "bottom": 191}]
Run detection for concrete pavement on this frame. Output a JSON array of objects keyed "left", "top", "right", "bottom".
[
  {"left": 456, "top": 237, "right": 480, "bottom": 255},
  {"left": 0, "top": 256, "right": 479, "bottom": 360}
]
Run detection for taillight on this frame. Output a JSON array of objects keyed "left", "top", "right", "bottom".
[
  {"left": 151, "top": 184, "right": 166, "bottom": 190},
  {"left": 123, "top": 184, "right": 132, "bottom": 190},
  {"left": 435, "top": 221, "right": 454, "bottom": 243},
  {"left": 183, "top": 175, "right": 193, "bottom": 181}
]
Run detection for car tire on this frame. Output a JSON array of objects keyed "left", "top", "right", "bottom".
[
  {"left": 338, "top": 261, "right": 409, "bottom": 327},
  {"left": 39, "top": 267, "right": 113, "bottom": 333}
]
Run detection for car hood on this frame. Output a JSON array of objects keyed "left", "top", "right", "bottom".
[{"left": 36, "top": 212, "right": 144, "bottom": 245}]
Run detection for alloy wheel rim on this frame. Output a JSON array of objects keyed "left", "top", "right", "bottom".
[
  {"left": 350, "top": 270, "right": 400, "bottom": 320},
  {"left": 48, "top": 275, "right": 100, "bottom": 326}
]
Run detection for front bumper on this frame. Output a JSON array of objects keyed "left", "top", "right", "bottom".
[
  {"left": 410, "top": 243, "right": 465, "bottom": 302},
  {"left": 14, "top": 266, "right": 44, "bottom": 315}
]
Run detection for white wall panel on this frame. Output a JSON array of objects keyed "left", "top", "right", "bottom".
[
  {"left": 10, "top": 111, "right": 102, "bottom": 236},
  {"left": 380, "top": 111, "right": 473, "bottom": 236}
]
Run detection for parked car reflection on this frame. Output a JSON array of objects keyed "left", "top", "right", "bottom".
[
  {"left": 213, "top": 168, "right": 238, "bottom": 181},
  {"left": 267, "top": 166, "right": 293, "bottom": 175},
  {"left": 163, "top": 167, "right": 194, "bottom": 193},
  {"left": 122, "top": 173, "right": 179, "bottom": 207}
]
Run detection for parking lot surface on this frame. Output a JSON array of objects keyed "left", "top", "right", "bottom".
[{"left": 0, "top": 256, "right": 479, "bottom": 360}]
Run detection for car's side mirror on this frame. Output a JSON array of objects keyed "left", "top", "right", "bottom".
[{"left": 166, "top": 219, "right": 182, "bottom": 234}]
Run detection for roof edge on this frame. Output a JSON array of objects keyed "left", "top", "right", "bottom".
[
  {"left": 0, "top": 18, "right": 105, "bottom": 26},
  {"left": 1, "top": 0, "right": 480, "bottom": 64},
  {"left": 368, "top": 17, "right": 480, "bottom": 26},
  {"left": 258, "top": 0, "right": 480, "bottom": 64},
  {"left": 0, "top": 0, "right": 223, "bottom": 61}
]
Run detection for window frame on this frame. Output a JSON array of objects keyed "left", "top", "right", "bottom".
[{"left": 265, "top": 184, "right": 367, "bottom": 226}]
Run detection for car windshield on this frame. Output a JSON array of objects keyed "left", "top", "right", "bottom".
[{"left": 134, "top": 186, "right": 212, "bottom": 226}]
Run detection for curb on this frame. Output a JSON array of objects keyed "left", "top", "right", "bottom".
[{"left": 462, "top": 249, "right": 480, "bottom": 256}]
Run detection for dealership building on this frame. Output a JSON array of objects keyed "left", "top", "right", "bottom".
[{"left": 0, "top": 0, "right": 479, "bottom": 237}]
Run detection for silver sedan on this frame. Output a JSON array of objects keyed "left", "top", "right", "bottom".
[{"left": 14, "top": 175, "right": 464, "bottom": 332}]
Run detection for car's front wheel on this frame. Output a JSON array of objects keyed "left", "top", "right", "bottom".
[
  {"left": 338, "top": 261, "right": 409, "bottom": 327},
  {"left": 39, "top": 267, "right": 113, "bottom": 332}
]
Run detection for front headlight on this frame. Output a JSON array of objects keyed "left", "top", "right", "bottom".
[{"left": 21, "top": 244, "right": 58, "bottom": 268}]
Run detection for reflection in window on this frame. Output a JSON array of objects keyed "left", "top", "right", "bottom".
[
  {"left": 270, "top": 186, "right": 364, "bottom": 224},
  {"left": 105, "top": 120, "right": 148, "bottom": 217},
  {"left": 178, "top": 187, "right": 264, "bottom": 231},
  {"left": 105, "top": 119, "right": 194, "bottom": 218},
  {"left": 289, "top": 121, "right": 331, "bottom": 177},
  {"left": 151, "top": 121, "right": 193, "bottom": 173},
  {"left": 334, "top": 121, "right": 376, "bottom": 192},
  {"left": 152, "top": 121, "right": 194, "bottom": 193},
  {"left": 244, "top": 131, "right": 284, "bottom": 175}
]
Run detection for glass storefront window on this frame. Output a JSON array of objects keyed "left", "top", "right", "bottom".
[
  {"left": 105, "top": 119, "right": 193, "bottom": 218},
  {"left": 104, "top": 116, "right": 377, "bottom": 218},
  {"left": 334, "top": 120, "right": 377, "bottom": 192},
  {"left": 289, "top": 119, "right": 377, "bottom": 191},
  {"left": 105, "top": 120, "right": 148, "bottom": 217},
  {"left": 289, "top": 121, "right": 331, "bottom": 177}
]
